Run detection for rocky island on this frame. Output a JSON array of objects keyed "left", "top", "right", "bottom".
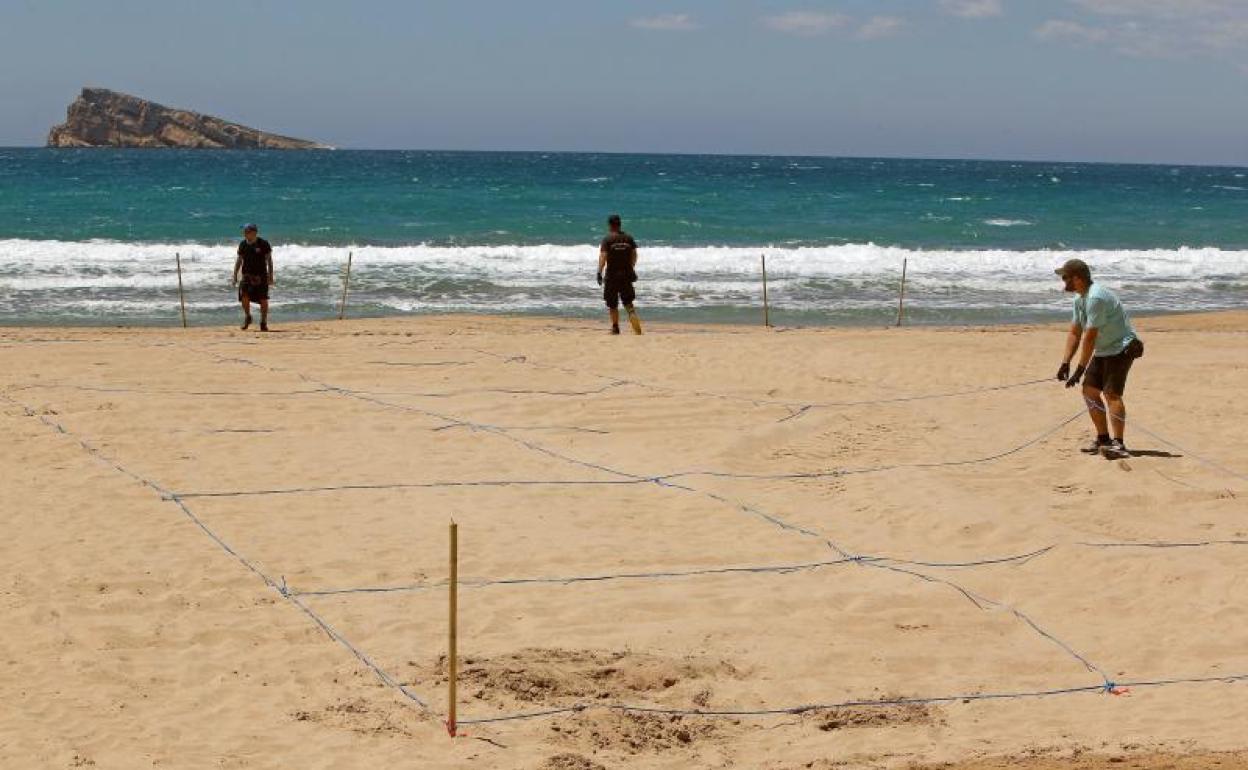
[{"left": 47, "top": 88, "right": 330, "bottom": 149}]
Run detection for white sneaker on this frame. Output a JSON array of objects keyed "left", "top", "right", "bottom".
[{"left": 1100, "top": 440, "right": 1130, "bottom": 460}]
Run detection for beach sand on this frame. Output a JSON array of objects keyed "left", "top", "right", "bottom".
[{"left": 1, "top": 312, "right": 1245, "bottom": 769}]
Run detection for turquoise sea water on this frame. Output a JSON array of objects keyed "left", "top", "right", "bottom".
[{"left": 0, "top": 148, "right": 1245, "bottom": 325}]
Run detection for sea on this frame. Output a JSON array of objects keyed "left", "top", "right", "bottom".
[{"left": 0, "top": 148, "right": 1244, "bottom": 326}]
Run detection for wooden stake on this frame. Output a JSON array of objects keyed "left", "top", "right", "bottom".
[
  {"left": 175, "top": 252, "right": 188, "bottom": 329},
  {"left": 895, "top": 257, "right": 908, "bottom": 327},
  {"left": 761, "top": 254, "right": 772, "bottom": 328},
  {"left": 338, "top": 251, "right": 353, "bottom": 320},
  {"left": 447, "top": 520, "right": 458, "bottom": 736}
]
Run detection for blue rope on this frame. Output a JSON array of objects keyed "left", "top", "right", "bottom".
[
  {"left": 359, "top": 380, "right": 628, "bottom": 399},
  {"left": 456, "top": 672, "right": 1248, "bottom": 725},
  {"left": 289, "top": 556, "right": 865, "bottom": 598},
  {"left": 171, "top": 478, "right": 648, "bottom": 500},
  {"left": 1078, "top": 539, "right": 1248, "bottom": 549},
  {"left": 467, "top": 344, "right": 1052, "bottom": 416},
  {"left": 287, "top": 546, "right": 1057, "bottom": 599},
  {"left": 658, "top": 410, "right": 1086, "bottom": 482}
]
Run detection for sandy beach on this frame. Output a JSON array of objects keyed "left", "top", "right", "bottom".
[{"left": 2, "top": 312, "right": 1246, "bottom": 769}]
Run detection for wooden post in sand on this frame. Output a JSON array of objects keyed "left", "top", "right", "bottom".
[
  {"left": 895, "top": 257, "right": 908, "bottom": 327},
  {"left": 175, "top": 252, "right": 188, "bottom": 329},
  {"left": 338, "top": 251, "right": 353, "bottom": 320},
  {"left": 761, "top": 254, "right": 772, "bottom": 328},
  {"left": 447, "top": 520, "right": 459, "bottom": 736}
]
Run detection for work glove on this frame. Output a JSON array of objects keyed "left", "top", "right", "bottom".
[
  {"left": 1056, "top": 362, "right": 1070, "bottom": 382},
  {"left": 1065, "top": 364, "right": 1086, "bottom": 388},
  {"left": 596, "top": 272, "right": 603, "bottom": 286}
]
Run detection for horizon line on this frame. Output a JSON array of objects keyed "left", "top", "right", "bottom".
[{"left": 2, "top": 144, "right": 1247, "bottom": 171}]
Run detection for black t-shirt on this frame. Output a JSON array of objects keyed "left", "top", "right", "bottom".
[
  {"left": 237, "top": 237, "right": 272, "bottom": 277},
  {"left": 600, "top": 231, "right": 637, "bottom": 281}
]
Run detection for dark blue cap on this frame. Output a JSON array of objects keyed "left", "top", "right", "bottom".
[{"left": 242, "top": 223, "right": 258, "bottom": 232}]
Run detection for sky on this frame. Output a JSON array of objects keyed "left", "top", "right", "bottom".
[{"left": 2, "top": 0, "right": 1247, "bottom": 165}]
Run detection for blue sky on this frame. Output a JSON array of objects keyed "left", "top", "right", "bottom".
[{"left": 2, "top": 0, "right": 1247, "bottom": 164}]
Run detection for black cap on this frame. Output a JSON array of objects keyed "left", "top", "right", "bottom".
[{"left": 607, "top": 214, "right": 621, "bottom": 226}]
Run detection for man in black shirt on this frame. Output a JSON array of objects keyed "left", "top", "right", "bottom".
[
  {"left": 232, "top": 223, "right": 274, "bottom": 331},
  {"left": 597, "top": 214, "right": 642, "bottom": 335}
]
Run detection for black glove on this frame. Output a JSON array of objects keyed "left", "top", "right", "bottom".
[
  {"left": 1056, "top": 362, "right": 1070, "bottom": 382},
  {"left": 596, "top": 271, "right": 603, "bottom": 286},
  {"left": 1065, "top": 364, "right": 1086, "bottom": 388}
]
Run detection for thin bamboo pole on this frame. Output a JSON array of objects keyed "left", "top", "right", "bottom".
[
  {"left": 761, "top": 254, "right": 771, "bottom": 328},
  {"left": 338, "top": 251, "right": 353, "bottom": 320},
  {"left": 175, "top": 252, "right": 188, "bottom": 329},
  {"left": 895, "top": 258, "right": 908, "bottom": 327},
  {"left": 447, "top": 521, "right": 458, "bottom": 736}
]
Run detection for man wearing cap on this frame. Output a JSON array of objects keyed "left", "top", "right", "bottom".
[
  {"left": 232, "top": 223, "right": 274, "bottom": 331},
  {"left": 597, "top": 214, "right": 642, "bottom": 335},
  {"left": 1055, "top": 259, "right": 1143, "bottom": 460}
]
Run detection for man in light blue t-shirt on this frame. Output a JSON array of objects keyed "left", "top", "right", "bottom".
[{"left": 1055, "top": 259, "right": 1143, "bottom": 460}]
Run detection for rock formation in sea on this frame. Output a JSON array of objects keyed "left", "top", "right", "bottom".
[{"left": 47, "top": 88, "right": 330, "bottom": 149}]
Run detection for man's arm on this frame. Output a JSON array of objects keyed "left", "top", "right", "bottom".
[
  {"left": 266, "top": 252, "right": 275, "bottom": 285},
  {"left": 1063, "top": 326, "right": 1099, "bottom": 387},
  {"left": 232, "top": 254, "right": 242, "bottom": 285},
  {"left": 1062, "top": 323, "right": 1082, "bottom": 366},
  {"left": 1075, "top": 327, "right": 1099, "bottom": 368},
  {"left": 597, "top": 248, "right": 607, "bottom": 284}
]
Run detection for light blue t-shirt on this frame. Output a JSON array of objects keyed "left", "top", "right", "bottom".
[{"left": 1073, "top": 283, "right": 1136, "bottom": 357}]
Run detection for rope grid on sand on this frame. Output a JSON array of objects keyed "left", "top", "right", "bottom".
[{"left": 4, "top": 336, "right": 1246, "bottom": 727}]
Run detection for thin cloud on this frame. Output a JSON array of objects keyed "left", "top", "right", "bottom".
[
  {"left": 1035, "top": 19, "right": 1109, "bottom": 44},
  {"left": 857, "top": 16, "right": 906, "bottom": 40},
  {"left": 940, "top": 0, "right": 1004, "bottom": 19},
  {"left": 630, "top": 13, "right": 698, "bottom": 31},
  {"left": 763, "top": 11, "right": 850, "bottom": 37},
  {"left": 1071, "top": 0, "right": 1234, "bottom": 19},
  {"left": 1038, "top": 0, "right": 1248, "bottom": 62}
]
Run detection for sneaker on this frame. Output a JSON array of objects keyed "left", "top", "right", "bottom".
[
  {"left": 1100, "top": 439, "right": 1130, "bottom": 460},
  {"left": 260, "top": 322, "right": 270, "bottom": 332},
  {"left": 610, "top": 325, "right": 620, "bottom": 335},
  {"left": 1080, "top": 437, "right": 1108, "bottom": 454},
  {"left": 241, "top": 315, "right": 252, "bottom": 330}
]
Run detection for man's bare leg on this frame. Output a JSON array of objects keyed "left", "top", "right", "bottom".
[
  {"left": 625, "top": 304, "right": 642, "bottom": 335},
  {"left": 1103, "top": 392, "right": 1126, "bottom": 442},
  {"left": 608, "top": 307, "right": 620, "bottom": 333},
  {"left": 1082, "top": 384, "right": 1109, "bottom": 436},
  {"left": 259, "top": 299, "right": 270, "bottom": 331},
  {"left": 241, "top": 297, "right": 252, "bottom": 329}
]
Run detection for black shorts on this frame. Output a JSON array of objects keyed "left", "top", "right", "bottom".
[
  {"left": 239, "top": 277, "right": 269, "bottom": 303},
  {"left": 1085, "top": 339, "right": 1142, "bottom": 395},
  {"left": 603, "top": 279, "right": 635, "bottom": 309}
]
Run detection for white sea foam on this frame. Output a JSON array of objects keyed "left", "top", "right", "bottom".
[
  {"left": 1, "top": 239, "right": 1245, "bottom": 282},
  {"left": 982, "top": 219, "right": 1034, "bottom": 227},
  {"left": 1, "top": 239, "right": 1244, "bottom": 320}
]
